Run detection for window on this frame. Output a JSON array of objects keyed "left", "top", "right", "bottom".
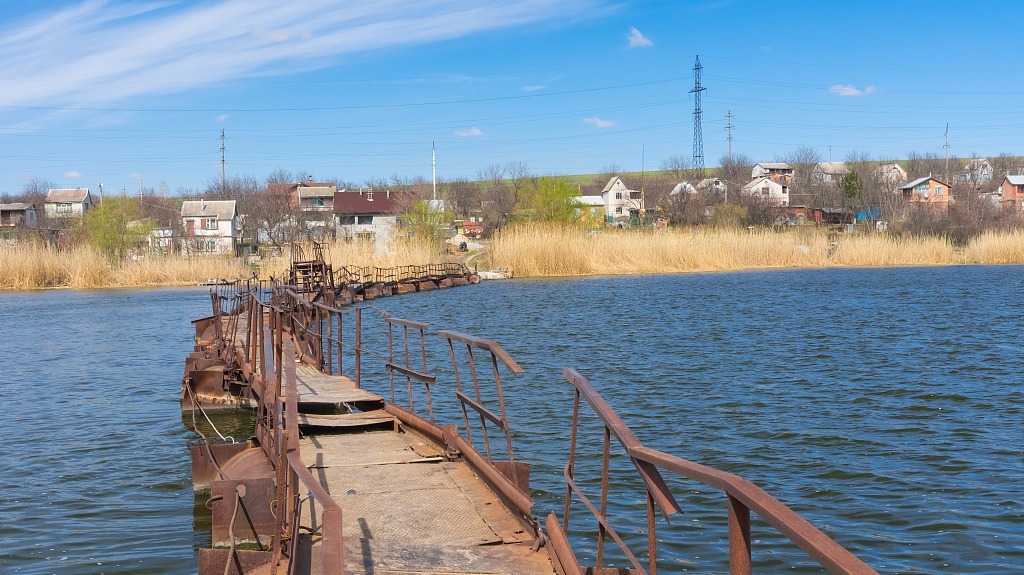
[
  {"left": 935, "top": 186, "right": 943, "bottom": 196},
  {"left": 615, "top": 192, "right": 622, "bottom": 200},
  {"left": 56, "top": 203, "right": 72, "bottom": 213},
  {"left": 203, "top": 217, "right": 217, "bottom": 230},
  {"left": 313, "top": 197, "right": 324, "bottom": 206},
  {"left": 338, "top": 216, "right": 355, "bottom": 225},
  {"left": 629, "top": 192, "right": 641, "bottom": 200},
  {"left": 914, "top": 184, "right": 929, "bottom": 195},
  {"left": 615, "top": 207, "right": 622, "bottom": 214},
  {"left": 357, "top": 215, "right": 373, "bottom": 225}
]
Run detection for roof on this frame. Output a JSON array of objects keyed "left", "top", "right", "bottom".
[
  {"left": 577, "top": 195, "right": 604, "bottom": 206},
  {"left": 697, "top": 177, "right": 725, "bottom": 189},
  {"left": 741, "top": 176, "right": 779, "bottom": 191},
  {"left": 670, "top": 182, "right": 697, "bottom": 195},
  {"left": 967, "top": 158, "right": 992, "bottom": 170},
  {"left": 46, "top": 188, "right": 91, "bottom": 203},
  {"left": 0, "top": 203, "right": 35, "bottom": 211},
  {"left": 333, "top": 190, "right": 414, "bottom": 215},
  {"left": 815, "top": 162, "right": 849, "bottom": 175},
  {"left": 754, "top": 162, "right": 792, "bottom": 170},
  {"left": 181, "top": 200, "right": 236, "bottom": 219},
  {"left": 268, "top": 183, "right": 299, "bottom": 194},
  {"left": 1004, "top": 175, "right": 1024, "bottom": 186},
  {"left": 899, "top": 176, "right": 950, "bottom": 190},
  {"left": 601, "top": 176, "right": 634, "bottom": 193}
]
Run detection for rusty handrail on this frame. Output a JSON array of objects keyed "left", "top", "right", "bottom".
[{"left": 553, "top": 367, "right": 878, "bottom": 575}]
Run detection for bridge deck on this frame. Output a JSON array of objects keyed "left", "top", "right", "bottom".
[{"left": 295, "top": 430, "right": 554, "bottom": 575}]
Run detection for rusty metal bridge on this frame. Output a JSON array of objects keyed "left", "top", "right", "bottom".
[{"left": 181, "top": 276, "right": 879, "bottom": 575}]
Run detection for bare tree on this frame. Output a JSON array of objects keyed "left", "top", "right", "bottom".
[
  {"left": 715, "top": 152, "right": 753, "bottom": 197},
  {"left": 660, "top": 155, "right": 695, "bottom": 182},
  {"left": 779, "top": 146, "right": 822, "bottom": 207}
]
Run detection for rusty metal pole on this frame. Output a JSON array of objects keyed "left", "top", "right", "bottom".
[
  {"left": 728, "top": 494, "right": 752, "bottom": 575},
  {"left": 354, "top": 307, "right": 361, "bottom": 389}
]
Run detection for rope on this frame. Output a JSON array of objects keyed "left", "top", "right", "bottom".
[
  {"left": 185, "top": 383, "right": 236, "bottom": 443},
  {"left": 223, "top": 489, "right": 242, "bottom": 575}
]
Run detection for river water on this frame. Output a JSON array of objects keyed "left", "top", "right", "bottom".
[{"left": 1, "top": 266, "right": 1022, "bottom": 574}]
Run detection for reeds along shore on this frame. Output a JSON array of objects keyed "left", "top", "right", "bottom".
[
  {"left": 0, "top": 243, "right": 250, "bottom": 290},
  {"left": 4, "top": 227, "right": 1024, "bottom": 289},
  {"left": 488, "top": 224, "right": 1024, "bottom": 277}
]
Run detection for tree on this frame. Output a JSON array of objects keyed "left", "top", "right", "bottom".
[
  {"left": 716, "top": 153, "right": 753, "bottom": 197},
  {"left": 401, "top": 200, "right": 450, "bottom": 245},
  {"left": 779, "top": 146, "right": 821, "bottom": 207},
  {"left": 82, "top": 197, "right": 148, "bottom": 258},
  {"left": 515, "top": 177, "right": 580, "bottom": 222},
  {"left": 660, "top": 155, "right": 694, "bottom": 182},
  {"left": 838, "top": 170, "right": 864, "bottom": 203}
]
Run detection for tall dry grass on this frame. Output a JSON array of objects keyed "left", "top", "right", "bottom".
[
  {"left": 489, "top": 223, "right": 1024, "bottom": 277},
  {"left": 260, "top": 237, "right": 452, "bottom": 277},
  {"left": 0, "top": 242, "right": 249, "bottom": 290}
]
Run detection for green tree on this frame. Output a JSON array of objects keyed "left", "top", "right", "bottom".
[
  {"left": 401, "top": 200, "right": 450, "bottom": 244},
  {"left": 82, "top": 197, "right": 148, "bottom": 258},
  {"left": 838, "top": 170, "right": 864, "bottom": 201},
  {"left": 515, "top": 176, "right": 580, "bottom": 222}
]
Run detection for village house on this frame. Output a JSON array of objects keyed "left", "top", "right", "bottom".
[
  {"left": 574, "top": 194, "right": 606, "bottom": 222},
  {"left": 180, "top": 199, "right": 238, "bottom": 255},
  {"left": 333, "top": 189, "right": 412, "bottom": 249},
  {"left": 697, "top": 177, "right": 727, "bottom": 198},
  {"left": 741, "top": 176, "right": 790, "bottom": 206},
  {"left": 1000, "top": 174, "right": 1024, "bottom": 212},
  {"left": 812, "top": 162, "right": 850, "bottom": 183},
  {"left": 601, "top": 176, "right": 644, "bottom": 223},
  {"left": 0, "top": 203, "right": 38, "bottom": 229},
  {"left": 44, "top": 188, "right": 93, "bottom": 218},
  {"left": 957, "top": 158, "right": 994, "bottom": 186},
  {"left": 751, "top": 162, "right": 794, "bottom": 185},
  {"left": 872, "top": 163, "right": 908, "bottom": 189},
  {"left": 669, "top": 181, "right": 697, "bottom": 196},
  {"left": 899, "top": 176, "right": 951, "bottom": 211}
]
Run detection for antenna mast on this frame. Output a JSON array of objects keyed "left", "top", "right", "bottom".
[
  {"left": 726, "top": 110, "right": 733, "bottom": 163},
  {"left": 690, "top": 55, "right": 707, "bottom": 178},
  {"left": 220, "top": 129, "right": 226, "bottom": 195},
  {"left": 432, "top": 141, "right": 437, "bottom": 201}
]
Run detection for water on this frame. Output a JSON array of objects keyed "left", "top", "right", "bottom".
[{"left": 1, "top": 267, "right": 1022, "bottom": 574}]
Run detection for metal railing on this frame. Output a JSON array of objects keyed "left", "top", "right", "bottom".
[{"left": 548, "top": 368, "right": 878, "bottom": 575}]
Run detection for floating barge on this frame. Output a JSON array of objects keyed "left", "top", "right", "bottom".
[{"left": 182, "top": 265, "right": 879, "bottom": 575}]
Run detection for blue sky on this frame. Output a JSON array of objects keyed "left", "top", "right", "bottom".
[{"left": 1, "top": 0, "right": 1022, "bottom": 194}]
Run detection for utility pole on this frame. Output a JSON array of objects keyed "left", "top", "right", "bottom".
[
  {"left": 431, "top": 141, "right": 437, "bottom": 201},
  {"left": 944, "top": 123, "right": 950, "bottom": 181},
  {"left": 98, "top": 183, "right": 103, "bottom": 205},
  {"left": 221, "top": 129, "right": 226, "bottom": 195},
  {"left": 690, "top": 55, "right": 707, "bottom": 178},
  {"left": 725, "top": 110, "right": 733, "bottom": 163}
]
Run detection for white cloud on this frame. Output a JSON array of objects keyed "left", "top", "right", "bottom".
[
  {"left": 584, "top": 117, "right": 614, "bottom": 128},
  {"left": 521, "top": 85, "right": 545, "bottom": 92},
  {"left": 455, "top": 126, "right": 483, "bottom": 137},
  {"left": 626, "top": 26, "right": 652, "bottom": 48},
  {"left": 65, "top": 170, "right": 81, "bottom": 178},
  {"left": 0, "top": 0, "right": 606, "bottom": 114},
  {"left": 217, "top": 114, "right": 229, "bottom": 122},
  {"left": 829, "top": 84, "right": 875, "bottom": 97}
]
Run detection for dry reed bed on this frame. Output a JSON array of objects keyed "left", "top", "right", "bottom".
[
  {"left": 489, "top": 225, "right": 1024, "bottom": 277},
  {"left": 0, "top": 243, "right": 249, "bottom": 290}
]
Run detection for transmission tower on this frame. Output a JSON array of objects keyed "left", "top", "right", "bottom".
[{"left": 690, "top": 55, "right": 706, "bottom": 178}]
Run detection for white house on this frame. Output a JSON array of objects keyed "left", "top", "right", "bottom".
[
  {"left": 333, "top": 189, "right": 412, "bottom": 250},
  {"left": 45, "top": 188, "right": 93, "bottom": 218},
  {"left": 697, "top": 177, "right": 727, "bottom": 197},
  {"left": 600, "top": 176, "right": 643, "bottom": 222},
  {"left": 812, "top": 162, "right": 850, "bottom": 183},
  {"left": 751, "top": 163, "right": 794, "bottom": 184},
  {"left": 741, "top": 177, "right": 790, "bottom": 206},
  {"left": 669, "top": 181, "right": 697, "bottom": 196},
  {"left": 872, "top": 163, "right": 908, "bottom": 189},
  {"left": 957, "top": 158, "right": 994, "bottom": 186},
  {"left": 181, "top": 199, "right": 237, "bottom": 255}
]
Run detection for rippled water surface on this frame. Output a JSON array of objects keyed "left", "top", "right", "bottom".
[{"left": 2, "top": 267, "right": 1022, "bottom": 574}]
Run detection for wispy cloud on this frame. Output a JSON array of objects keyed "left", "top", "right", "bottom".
[
  {"left": 521, "top": 85, "right": 545, "bottom": 92},
  {"left": 65, "top": 170, "right": 81, "bottom": 178},
  {"left": 217, "top": 114, "right": 229, "bottom": 122},
  {"left": 0, "top": 0, "right": 605, "bottom": 114},
  {"left": 829, "top": 84, "right": 875, "bottom": 96},
  {"left": 584, "top": 117, "right": 614, "bottom": 128},
  {"left": 626, "top": 26, "right": 652, "bottom": 48},
  {"left": 455, "top": 126, "right": 483, "bottom": 137}
]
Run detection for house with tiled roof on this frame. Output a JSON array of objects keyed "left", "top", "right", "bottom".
[
  {"left": 44, "top": 188, "right": 93, "bottom": 218},
  {"left": 900, "top": 176, "right": 951, "bottom": 212},
  {"left": 333, "top": 189, "right": 415, "bottom": 248},
  {"left": 1000, "top": 174, "right": 1024, "bottom": 213},
  {"left": 812, "top": 162, "right": 850, "bottom": 183},
  {"left": 751, "top": 162, "right": 794, "bottom": 185},
  {"left": 180, "top": 199, "right": 237, "bottom": 254}
]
